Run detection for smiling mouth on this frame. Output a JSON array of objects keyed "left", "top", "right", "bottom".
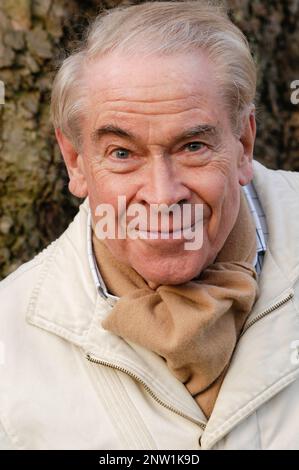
[{"left": 135, "top": 218, "right": 204, "bottom": 239}]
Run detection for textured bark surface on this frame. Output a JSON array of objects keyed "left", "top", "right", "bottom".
[{"left": 0, "top": 0, "right": 298, "bottom": 279}]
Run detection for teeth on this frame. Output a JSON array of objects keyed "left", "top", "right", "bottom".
[
  {"left": 136, "top": 227, "right": 198, "bottom": 239},
  {"left": 135, "top": 230, "right": 183, "bottom": 240},
  {"left": 128, "top": 218, "right": 204, "bottom": 240}
]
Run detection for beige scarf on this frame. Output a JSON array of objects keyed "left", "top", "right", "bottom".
[{"left": 93, "top": 190, "right": 259, "bottom": 418}]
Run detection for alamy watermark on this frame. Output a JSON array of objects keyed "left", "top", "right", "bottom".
[
  {"left": 94, "top": 196, "right": 204, "bottom": 250},
  {"left": 290, "top": 80, "right": 299, "bottom": 105}
]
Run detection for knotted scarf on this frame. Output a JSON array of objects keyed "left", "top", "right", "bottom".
[{"left": 92, "top": 190, "right": 259, "bottom": 418}]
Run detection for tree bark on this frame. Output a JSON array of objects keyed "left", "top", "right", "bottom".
[{"left": 0, "top": 0, "right": 298, "bottom": 279}]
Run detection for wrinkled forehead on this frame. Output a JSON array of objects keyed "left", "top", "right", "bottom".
[
  {"left": 84, "top": 51, "right": 222, "bottom": 108},
  {"left": 82, "top": 51, "right": 227, "bottom": 136}
]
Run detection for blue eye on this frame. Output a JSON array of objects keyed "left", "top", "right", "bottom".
[
  {"left": 185, "top": 142, "right": 204, "bottom": 152},
  {"left": 113, "top": 149, "right": 130, "bottom": 159}
]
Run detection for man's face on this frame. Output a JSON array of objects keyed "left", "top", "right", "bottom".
[{"left": 61, "top": 52, "right": 254, "bottom": 286}]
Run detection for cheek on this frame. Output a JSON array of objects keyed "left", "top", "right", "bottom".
[
  {"left": 192, "top": 169, "right": 228, "bottom": 209},
  {"left": 87, "top": 166, "right": 140, "bottom": 224},
  {"left": 85, "top": 158, "right": 119, "bottom": 203},
  {"left": 193, "top": 155, "right": 240, "bottom": 205}
]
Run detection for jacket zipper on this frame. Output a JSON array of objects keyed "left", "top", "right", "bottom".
[
  {"left": 86, "top": 291, "right": 294, "bottom": 432},
  {"left": 86, "top": 353, "right": 206, "bottom": 431},
  {"left": 239, "top": 291, "right": 294, "bottom": 339}
]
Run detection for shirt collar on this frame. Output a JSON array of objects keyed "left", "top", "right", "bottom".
[{"left": 87, "top": 210, "right": 118, "bottom": 305}]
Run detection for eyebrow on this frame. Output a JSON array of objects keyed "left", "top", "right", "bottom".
[{"left": 90, "top": 124, "right": 220, "bottom": 145}]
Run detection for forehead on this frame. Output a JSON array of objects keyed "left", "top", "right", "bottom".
[{"left": 84, "top": 51, "right": 226, "bottom": 132}]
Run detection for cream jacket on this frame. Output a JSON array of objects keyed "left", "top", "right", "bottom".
[{"left": 0, "top": 160, "right": 299, "bottom": 450}]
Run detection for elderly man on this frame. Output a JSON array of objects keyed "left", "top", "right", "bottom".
[{"left": 0, "top": 1, "right": 299, "bottom": 450}]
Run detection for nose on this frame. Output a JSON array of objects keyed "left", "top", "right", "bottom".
[{"left": 137, "top": 155, "right": 191, "bottom": 207}]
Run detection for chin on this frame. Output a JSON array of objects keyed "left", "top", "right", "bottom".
[{"left": 132, "top": 257, "right": 206, "bottom": 286}]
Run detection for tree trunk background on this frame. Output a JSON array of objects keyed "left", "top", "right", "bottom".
[{"left": 0, "top": 0, "right": 298, "bottom": 279}]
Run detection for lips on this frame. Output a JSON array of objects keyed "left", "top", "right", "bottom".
[
  {"left": 123, "top": 202, "right": 208, "bottom": 240},
  {"left": 134, "top": 217, "right": 204, "bottom": 238},
  {"left": 131, "top": 213, "right": 205, "bottom": 233}
]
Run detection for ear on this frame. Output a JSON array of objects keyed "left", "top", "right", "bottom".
[
  {"left": 55, "top": 128, "right": 88, "bottom": 198},
  {"left": 237, "top": 106, "right": 256, "bottom": 186}
]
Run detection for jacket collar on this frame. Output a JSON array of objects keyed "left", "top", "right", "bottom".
[{"left": 26, "top": 161, "right": 299, "bottom": 444}]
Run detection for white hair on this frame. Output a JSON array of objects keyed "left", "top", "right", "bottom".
[{"left": 50, "top": 0, "right": 257, "bottom": 150}]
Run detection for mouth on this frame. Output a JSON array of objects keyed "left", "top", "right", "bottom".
[{"left": 133, "top": 217, "right": 204, "bottom": 240}]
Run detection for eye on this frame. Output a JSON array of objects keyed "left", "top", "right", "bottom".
[
  {"left": 112, "top": 148, "right": 130, "bottom": 160},
  {"left": 184, "top": 142, "right": 206, "bottom": 152}
]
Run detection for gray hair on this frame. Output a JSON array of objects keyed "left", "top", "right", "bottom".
[{"left": 50, "top": 1, "right": 257, "bottom": 150}]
